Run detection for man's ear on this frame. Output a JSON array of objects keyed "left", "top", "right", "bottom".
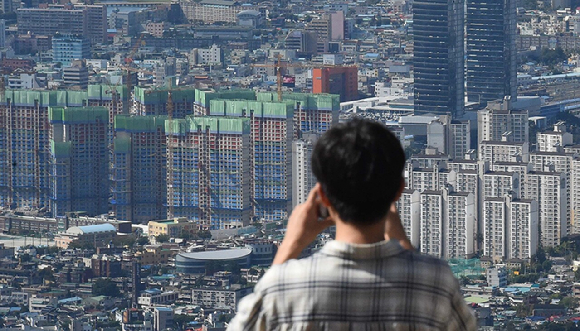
[
  {"left": 393, "top": 178, "right": 405, "bottom": 202},
  {"left": 316, "top": 183, "right": 331, "bottom": 207}
]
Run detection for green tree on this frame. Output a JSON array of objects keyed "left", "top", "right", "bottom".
[
  {"left": 136, "top": 236, "right": 150, "bottom": 246},
  {"left": 562, "top": 296, "right": 579, "bottom": 309},
  {"left": 92, "top": 278, "right": 121, "bottom": 297},
  {"left": 197, "top": 230, "right": 212, "bottom": 240}
]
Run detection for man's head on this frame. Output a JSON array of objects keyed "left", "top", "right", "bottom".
[{"left": 312, "top": 118, "right": 406, "bottom": 225}]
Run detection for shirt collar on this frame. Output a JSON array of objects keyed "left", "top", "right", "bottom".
[{"left": 318, "top": 240, "right": 406, "bottom": 260}]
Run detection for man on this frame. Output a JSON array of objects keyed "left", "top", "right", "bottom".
[{"left": 228, "top": 119, "right": 476, "bottom": 330}]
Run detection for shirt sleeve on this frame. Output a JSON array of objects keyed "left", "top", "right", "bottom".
[
  {"left": 226, "top": 291, "right": 268, "bottom": 331},
  {"left": 445, "top": 278, "right": 478, "bottom": 331}
]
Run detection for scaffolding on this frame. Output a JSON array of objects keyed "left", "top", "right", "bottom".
[
  {"left": 208, "top": 99, "right": 294, "bottom": 221},
  {"left": 165, "top": 116, "right": 251, "bottom": 230},
  {"left": 133, "top": 86, "right": 196, "bottom": 118},
  {"left": 48, "top": 106, "right": 109, "bottom": 217},
  {"left": 112, "top": 115, "right": 168, "bottom": 223}
]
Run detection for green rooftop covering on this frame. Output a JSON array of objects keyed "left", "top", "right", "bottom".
[
  {"left": 134, "top": 86, "right": 196, "bottom": 105},
  {"left": 113, "top": 136, "right": 131, "bottom": 153},
  {"left": 195, "top": 89, "right": 256, "bottom": 108},
  {"left": 165, "top": 116, "right": 250, "bottom": 135},
  {"left": 88, "top": 85, "right": 129, "bottom": 101},
  {"left": 209, "top": 99, "right": 293, "bottom": 118},
  {"left": 50, "top": 140, "right": 72, "bottom": 157},
  {"left": 114, "top": 115, "right": 168, "bottom": 132},
  {"left": 49, "top": 106, "right": 108, "bottom": 124},
  {"left": 256, "top": 92, "right": 340, "bottom": 110}
]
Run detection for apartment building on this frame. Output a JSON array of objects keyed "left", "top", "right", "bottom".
[
  {"left": 477, "top": 99, "right": 529, "bottom": 144},
  {"left": 292, "top": 134, "right": 319, "bottom": 208},
  {"left": 48, "top": 106, "right": 109, "bottom": 217},
  {"left": 112, "top": 115, "right": 168, "bottom": 223},
  {"left": 420, "top": 191, "right": 443, "bottom": 257},
  {"left": 165, "top": 116, "right": 252, "bottom": 229},
  {"left": 537, "top": 121, "right": 573, "bottom": 153}
]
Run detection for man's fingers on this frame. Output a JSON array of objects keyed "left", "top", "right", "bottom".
[{"left": 305, "top": 183, "right": 321, "bottom": 206}]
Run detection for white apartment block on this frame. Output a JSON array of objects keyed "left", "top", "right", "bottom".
[
  {"left": 397, "top": 189, "right": 421, "bottom": 247},
  {"left": 508, "top": 199, "right": 538, "bottom": 260},
  {"left": 483, "top": 195, "right": 539, "bottom": 262},
  {"left": 491, "top": 162, "right": 531, "bottom": 194},
  {"left": 191, "top": 286, "right": 252, "bottom": 310},
  {"left": 291, "top": 136, "right": 318, "bottom": 208},
  {"left": 530, "top": 152, "right": 572, "bottom": 233},
  {"left": 407, "top": 166, "right": 449, "bottom": 192},
  {"left": 450, "top": 120, "right": 471, "bottom": 160},
  {"left": 449, "top": 170, "right": 479, "bottom": 196},
  {"left": 571, "top": 158, "right": 580, "bottom": 234},
  {"left": 420, "top": 191, "right": 443, "bottom": 257},
  {"left": 444, "top": 191, "right": 475, "bottom": 259},
  {"left": 483, "top": 198, "right": 507, "bottom": 262},
  {"left": 447, "top": 160, "right": 478, "bottom": 172},
  {"left": 477, "top": 100, "right": 529, "bottom": 144},
  {"left": 182, "top": 1, "right": 253, "bottom": 24},
  {"left": 525, "top": 172, "right": 567, "bottom": 247},
  {"left": 479, "top": 141, "right": 529, "bottom": 164},
  {"left": 483, "top": 171, "right": 521, "bottom": 199},
  {"left": 191, "top": 45, "right": 223, "bottom": 65},
  {"left": 536, "top": 121, "right": 573, "bottom": 153}
]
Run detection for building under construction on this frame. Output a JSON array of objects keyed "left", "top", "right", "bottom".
[
  {"left": 133, "top": 86, "right": 196, "bottom": 118},
  {"left": 48, "top": 106, "right": 109, "bottom": 217},
  {"left": 209, "top": 99, "right": 294, "bottom": 221},
  {"left": 0, "top": 86, "right": 129, "bottom": 215},
  {"left": 256, "top": 92, "right": 340, "bottom": 138},
  {"left": 165, "top": 116, "right": 252, "bottom": 230},
  {"left": 112, "top": 115, "right": 168, "bottom": 224}
]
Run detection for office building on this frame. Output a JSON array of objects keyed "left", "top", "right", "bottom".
[
  {"left": 285, "top": 30, "right": 318, "bottom": 57},
  {"left": 209, "top": 99, "right": 294, "bottom": 221},
  {"left": 466, "top": 0, "right": 517, "bottom": 104},
  {"left": 63, "top": 60, "right": 89, "bottom": 89},
  {"left": 17, "top": 4, "right": 106, "bottom": 45},
  {"left": 477, "top": 99, "right": 529, "bottom": 144},
  {"left": 312, "top": 66, "right": 358, "bottom": 102},
  {"left": 111, "top": 115, "right": 168, "bottom": 223},
  {"left": 413, "top": 0, "right": 464, "bottom": 118},
  {"left": 48, "top": 106, "right": 109, "bottom": 217},
  {"left": 292, "top": 134, "right": 319, "bottom": 208},
  {"left": 52, "top": 34, "right": 90, "bottom": 67},
  {"left": 165, "top": 116, "right": 252, "bottom": 229},
  {"left": 181, "top": 0, "right": 254, "bottom": 24}
]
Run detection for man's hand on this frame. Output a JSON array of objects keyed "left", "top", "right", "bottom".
[
  {"left": 385, "top": 203, "right": 414, "bottom": 250},
  {"left": 273, "top": 184, "right": 334, "bottom": 265}
]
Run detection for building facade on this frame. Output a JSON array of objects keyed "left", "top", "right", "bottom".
[{"left": 413, "top": 0, "right": 464, "bottom": 118}]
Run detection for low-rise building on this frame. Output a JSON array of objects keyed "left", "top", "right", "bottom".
[
  {"left": 137, "top": 289, "right": 178, "bottom": 308},
  {"left": 147, "top": 218, "right": 196, "bottom": 238},
  {"left": 191, "top": 285, "right": 252, "bottom": 309},
  {"left": 54, "top": 224, "right": 117, "bottom": 249}
]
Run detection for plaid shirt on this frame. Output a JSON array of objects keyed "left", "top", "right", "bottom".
[{"left": 228, "top": 240, "right": 477, "bottom": 331}]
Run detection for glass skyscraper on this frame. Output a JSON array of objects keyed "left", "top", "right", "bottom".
[
  {"left": 413, "top": 0, "right": 464, "bottom": 118},
  {"left": 466, "top": 0, "right": 517, "bottom": 105}
]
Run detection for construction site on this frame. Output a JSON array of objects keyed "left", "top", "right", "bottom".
[
  {"left": 0, "top": 83, "right": 341, "bottom": 229},
  {"left": 49, "top": 106, "right": 109, "bottom": 217},
  {"left": 112, "top": 115, "right": 168, "bottom": 224}
]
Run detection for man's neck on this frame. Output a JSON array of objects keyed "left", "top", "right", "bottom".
[{"left": 334, "top": 218, "right": 386, "bottom": 244}]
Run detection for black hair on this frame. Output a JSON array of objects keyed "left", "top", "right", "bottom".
[{"left": 312, "top": 118, "right": 406, "bottom": 225}]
